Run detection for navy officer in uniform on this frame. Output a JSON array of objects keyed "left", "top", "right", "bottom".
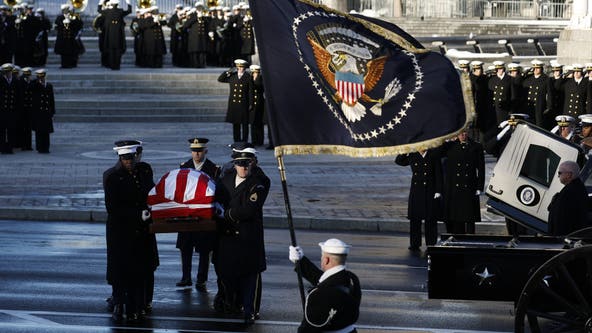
[
  {"left": 289, "top": 238, "right": 361, "bottom": 333},
  {"left": 215, "top": 145, "right": 270, "bottom": 324},
  {"left": 176, "top": 137, "right": 221, "bottom": 292},
  {"left": 218, "top": 59, "right": 252, "bottom": 142},
  {"left": 551, "top": 115, "right": 577, "bottom": 142}
]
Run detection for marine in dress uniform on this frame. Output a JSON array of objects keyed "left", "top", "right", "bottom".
[
  {"left": 521, "top": 59, "right": 552, "bottom": 128},
  {"left": 54, "top": 5, "right": 84, "bottom": 69},
  {"left": 183, "top": 3, "right": 210, "bottom": 68},
  {"left": 0, "top": 63, "right": 21, "bottom": 154},
  {"left": 442, "top": 130, "right": 485, "bottom": 234},
  {"left": 30, "top": 69, "right": 54, "bottom": 153},
  {"left": 215, "top": 146, "right": 270, "bottom": 324},
  {"left": 289, "top": 239, "right": 361, "bottom": 333},
  {"left": 395, "top": 148, "right": 443, "bottom": 250},
  {"left": 103, "top": 142, "right": 158, "bottom": 322},
  {"left": 218, "top": 59, "right": 252, "bottom": 142},
  {"left": 138, "top": 7, "right": 167, "bottom": 68},
  {"left": 555, "top": 64, "right": 589, "bottom": 117},
  {"left": 469, "top": 61, "right": 495, "bottom": 143},
  {"left": 99, "top": 0, "right": 132, "bottom": 70},
  {"left": 176, "top": 137, "right": 221, "bottom": 292},
  {"left": 488, "top": 61, "right": 513, "bottom": 125},
  {"left": 249, "top": 65, "right": 265, "bottom": 146}
]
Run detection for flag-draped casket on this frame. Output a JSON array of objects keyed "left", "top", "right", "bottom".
[{"left": 147, "top": 168, "right": 217, "bottom": 219}]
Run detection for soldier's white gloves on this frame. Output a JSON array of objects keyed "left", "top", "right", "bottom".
[
  {"left": 141, "top": 209, "right": 151, "bottom": 221},
  {"left": 434, "top": 193, "right": 441, "bottom": 199},
  {"left": 125, "top": 0, "right": 130, "bottom": 5},
  {"left": 153, "top": 16, "right": 159, "bottom": 23},
  {"left": 289, "top": 245, "right": 303, "bottom": 263},
  {"left": 208, "top": 31, "right": 214, "bottom": 38},
  {"left": 475, "top": 190, "right": 481, "bottom": 196}
]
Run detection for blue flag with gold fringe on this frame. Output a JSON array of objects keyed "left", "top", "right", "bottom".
[{"left": 250, "top": 0, "right": 473, "bottom": 157}]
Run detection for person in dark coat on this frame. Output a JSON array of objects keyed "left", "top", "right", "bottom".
[
  {"left": 94, "top": 1, "right": 107, "bottom": 67},
  {"left": 32, "top": 8, "right": 50, "bottom": 67},
  {"left": 168, "top": 4, "right": 185, "bottom": 67},
  {"left": 238, "top": 9, "right": 254, "bottom": 64},
  {"left": 218, "top": 59, "right": 252, "bottom": 142},
  {"left": 0, "top": 6, "right": 17, "bottom": 64},
  {"left": 14, "top": 5, "right": 40, "bottom": 67},
  {"left": 548, "top": 63, "right": 564, "bottom": 130},
  {"left": 0, "top": 63, "right": 21, "bottom": 154},
  {"left": 488, "top": 61, "right": 513, "bottom": 125},
  {"left": 215, "top": 146, "right": 270, "bottom": 324},
  {"left": 18, "top": 67, "right": 34, "bottom": 151},
  {"left": 138, "top": 8, "right": 167, "bottom": 68},
  {"left": 395, "top": 148, "right": 443, "bottom": 251},
  {"left": 176, "top": 137, "right": 221, "bottom": 292},
  {"left": 469, "top": 61, "right": 495, "bottom": 143},
  {"left": 54, "top": 6, "right": 84, "bottom": 69},
  {"left": 442, "top": 130, "right": 485, "bottom": 234},
  {"left": 289, "top": 239, "right": 361, "bottom": 333},
  {"left": 547, "top": 161, "right": 590, "bottom": 236},
  {"left": 554, "top": 64, "right": 588, "bottom": 117},
  {"left": 130, "top": 9, "right": 143, "bottom": 67},
  {"left": 249, "top": 65, "right": 265, "bottom": 146},
  {"left": 182, "top": 4, "right": 210, "bottom": 68},
  {"left": 30, "top": 69, "right": 54, "bottom": 153},
  {"left": 521, "top": 60, "right": 552, "bottom": 128},
  {"left": 99, "top": 0, "right": 132, "bottom": 70},
  {"left": 103, "top": 142, "right": 158, "bottom": 322}
]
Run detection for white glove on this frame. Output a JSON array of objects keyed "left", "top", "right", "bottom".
[
  {"left": 434, "top": 193, "right": 441, "bottom": 199},
  {"left": 475, "top": 190, "right": 481, "bottom": 196},
  {"left": 208, "top": 31, "right": 214, "bottom": 38},
  {"left": 125, "top": 0, "right": 130, "bottom": 5},
  {"left": 289, "top": 245, "right": 303, "bottom": 263},
  {"left": 141, "top": 209, "right": 151, "bottom": 221},
  {"left": 153, "top": 16, "right": 159, "bottom": 23}
]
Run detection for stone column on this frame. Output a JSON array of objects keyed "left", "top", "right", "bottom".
[
  {"left": 393, "top": 0, "right": 402, "bottom": 17},
  {"left": 557, "top": 0, "right": 592, "bottom": 64},
  {"left": 322, "top": 0, "right": 348, "bottom": 13}
]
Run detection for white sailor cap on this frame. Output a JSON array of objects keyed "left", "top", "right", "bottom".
[
  {"left": 531, "top": 59, "right": 544, "bottom": 68},
  {"left": 175, "top": 4, "right": 183, "bottom": 9},
  {"left": 35, "top": 8, "right": 44, "bottom": 13},
  {"left": 35, "top": 68, "right": 46, "bottom": 77},
  {"left": 0, "top": 63, "right": 13, "bottom": 72},
  {"left": 11, "top": 65, "right": 20, "bottom": 73},
  {"left": 234, "top": 59, "right": 248, "bottom": 67},
  {"left": 194, "top": 1, "right": 204, "bottom": 8},
  {"left": 470, "top": 60, "right": 483, "bottom": 68},
  {"left": 232, "top": 5, "right": 240, "bottom": 10},
  {"left": 556, "top": 115, "right": 576, "bottom": 126},
  {"left": 572, "top": 64, "right": 584, "bottom": 72},
  {"left": 113, "top": 144, "right": 139, "bottom": 156},
  {"left": 21, "top": 67, "right": 32, "bottom": 75},
  {"left": 60, "top": 4, "right": 70, "bottom": 10},
  {"left": 579, "top": 114, "right": 592, "bottom": 126},
  {"left": 585, "top": 63, "right": 592, "bottom": 72},
  {"left": 507, "top": 63, "right": 521, "bottom": 71},
  {"left": 319, "top": 238, "right": 350, "bottom": 255},
  {"left": 458, "top": 59, "right": 469, "bottom": 68},
  {"left": 493, "top": 60, "right": 505, "bottom": 69},
  {"left": 108, "top": 0, "right": 120, "bottom": 6},
  {"left": 249, "top": 64, "right": 260, "bottom": 71}
]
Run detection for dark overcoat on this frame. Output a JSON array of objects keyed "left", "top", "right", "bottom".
[
  {"left": 395, "top": 150, "right": 443, "bottom": 221},
  {"left": 218, "top": 70, "right": 252, "bottom": 124},
  {"left": 521, "top": 74, "right": 551, "bottom": 127},
  {"left": 104, "top": 162, "right": 158, "bottom": 285},
  {"left": 100, "top": 5, "right": 131, "bottom": 52},
  {"left": 31, "top": 81, "right": 55, "bottom": 133},
  {"left": 442, "top": 139, "right": 485, "bottom": 223},
  {"left": 54, "top": 15, "right": 84, "bottom": 56},
  {"left": 138, "top": 17, "right": 166, "bottom": 56},
  {"left": 0, "top": 76, "right": 22, "bottom": 131},
  {"left": 547, "top": 178, "right": 590, "bottom": 236},
  {"left": 470, "top": 73, "right": 494, "bottom": 134},
  {"left": 214, "top": 166, "right": 269, "bottom": 278},
  {"left": 183, "top": 13, "right": 209, "bottom": 53},
  {"left": 250, "top": 74, "right": 264, "bottom": 125},
  {"left": 555, "top": 78, "right": 588, "bottom": 117},
  {"left": 488, "top": 74, "right": 512, "bottom": 125},
  {"left": 297, "top": 256, "right": 361, "bottom": 333}
]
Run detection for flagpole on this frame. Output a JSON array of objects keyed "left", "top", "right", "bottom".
[{"left": 276, "top": 154, "right": 306, "bottom": 310}]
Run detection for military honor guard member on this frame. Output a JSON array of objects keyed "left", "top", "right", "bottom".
[
  {"left": 32, "top": 7, "right": 51, "bottom": 67},
  {"left": 137, "top": 7, "right": 167, "bottom": 68},
  {"left": 19, "top": 67, "right": 34, "bottom": 151},
  {"left": 551, "top": 115, "right": 577, "bottom": 142},
  {"left": 395, "top": 148, "right": 443, "bottom": 251},
  {"left": 176, "top": 137, "right": 221, "bottom": 291},
  {"left": 578, "top": 114, "right": 592, "bottom": 152},
  {"left": 215, "top": 145, "right": 270, "bottom": 324},
  {"left": 103, "top": 141, "right": 158, "bottom": 322},
  {"left": 54, "top": 5, "right": 85, "bottom": 69},
  {"left": 488, "top": 61, "right": 513, "bottom": 125},
  {"left": 218, "top": 59, "right": 252, "bottom": 142},
  {"left": 289, "top": 239, "right": 361, "bottom": 333},
  {"left": 99, "top": 0, "right": 132, "bottom": 70},
  {"left": 457, "top": 59, "right": 470, "bottom": 73},
  {"left": 521, "top": 59, "right": 553, "bottom": 128},
  {"left": 30, "top": 69, "right": 54, "bottom": 153},
  {"left": 249, "top": 65, "right": 265, "bottom": 146},
  {"left": 548, "top": 62, "right": 565, "bottom": 128},
  {"left": 469, "top": 60, "right": 495, "bottom": 142},
  {"left": 442, "top": 129, "right": 485, "bottom": 234},
  {"left": 183, "top": 2, "right": 210, "bottom": 68},
  {"left": 555, "top": 64, "right": 589, "bottom": 117},
  {"left": 0, "top": 63, "right": 21, "bottom": 154}
]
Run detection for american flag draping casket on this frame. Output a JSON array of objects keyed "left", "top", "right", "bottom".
[{"left": 147, "top": 168, "right": 217, "bottom": 219}]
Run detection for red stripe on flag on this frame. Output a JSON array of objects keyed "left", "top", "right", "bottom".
[{"left": 174, "top": 169, "right": 189, "bottom": 203}]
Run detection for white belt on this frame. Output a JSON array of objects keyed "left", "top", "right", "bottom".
[{"left": 325, "top": 324, "right": 355, "bottom": 333}]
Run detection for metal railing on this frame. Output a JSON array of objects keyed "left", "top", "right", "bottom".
[{"left": 25, "top": 0, "right": 570, "bottom": 19}]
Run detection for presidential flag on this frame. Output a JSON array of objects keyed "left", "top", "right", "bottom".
[
  {"left": 147, "top": 168, "right": 217, "bottom": 219},
  {"left": 249, "top": 0, "right": 473, "bottom": 157}
]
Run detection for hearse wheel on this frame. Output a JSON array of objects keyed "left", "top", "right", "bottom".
[{"left": 515, "top": 246, "right": 592, "bottom": 333}]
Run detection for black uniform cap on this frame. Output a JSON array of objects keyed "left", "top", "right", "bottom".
[{"left": 188, "top": 137, "right": 209, "bottom": 151}]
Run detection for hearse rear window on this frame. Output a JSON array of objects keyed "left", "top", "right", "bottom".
[{"left": 519, "top": 145, "right": 560, "bottom": 187}]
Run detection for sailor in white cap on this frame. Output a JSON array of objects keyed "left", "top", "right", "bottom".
[
  {"left": 457, "top": 59, "right": 470, "bottom": 73},
  {"left": 551, "top": 115, "right": 576, "bottom": 141},
  {"left": 31, "top": 68, "right": 54, "bottom": 153},
  {"left": 578, "top": 114, "right": 592, "bottom": 151},
  {"left": 103, "top": 140, "right": 157, "bottom": 322},
  {"left": 100, "top": 0, "right": 132, "bottom": 70},
  {"left": 215, "top": 141, "right": 270, "bottom": 325},
  {"left": 0, "top": 63, "right": 17, "bottom": 154},
  {"left": 469, "top": 60, "right": 492, "bottom": 141},
  {"left": 558, "top": 64, "right": 588, "bottom": 117},
  {"left": 289, "top": 238, "right": 361, "bottom": 333},
  {"left": 249, "top": 64, "right": 266, "bottom": 146},
  {"left": 218, "top": 59, "right": 252, "bottom": 142},
  {"left": 489, "top": 60, "right": 512, "bottom": 124},
  {"left": 522, "top": 59, "right": 551, "bottom": 127}
]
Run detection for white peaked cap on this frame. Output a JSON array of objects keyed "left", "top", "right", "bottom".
[
  {"left": 113, "top": 144, "right": 139, "bottom": 155},
  {"left": 319, "top": 238, "right": 350, "bottom": 255}
]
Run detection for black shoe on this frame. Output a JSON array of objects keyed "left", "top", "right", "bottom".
[
  {"left": 195, "top": 282, "right": 207, "bottom": 293},
  {"left": 112, "top": 304, "right": 124, "bottom": 321},
  {"left": 176, "top": 279, "right": 192, "bottom": 287},
  {"left": 244, "top": 313, "right": 256, "bottom": 325}
]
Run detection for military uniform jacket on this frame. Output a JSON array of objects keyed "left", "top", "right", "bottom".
[
  {"left": 239, "top": 17, "right": 255, "bottom": 55},
  {"left": 183, "top": 13, "right": 209, "bottom": 53},
  {"left": 31, "top": 81, "right": 55, "bottom": 133},
  {"left": 442, "top": 139, "right": 485, "bottom": 222},
  {"left": 138, "top": 17, "right": 166, "bottom": 56},
  {"left": 214, "top": 166, "right": 269, "bottom": 278},
  {"left": 298, "top": 256, "right": 361, "bottom": 333},
  {"left": 547, "top": 178, "right": 589, "bottom": 236},
  {"left": 488, "top": 74, "right": 512, "bottom": 124},
  {"left": 521, "top": 74, "right": 552, "bottom": 127},
  {"left": 176, "top": 158, "right": 221, "bottom": 250},
  {"left": 99, "top": 5, "right": 131, "bottom": 52},
  {"left": 104, "top": 162, "right": 158, "bottom": 284},
  {"left": 395, "top": 150, "right": 443, "bottom": 221},
  {"left": 250, "top": 74, "right": 264, "bottom": 124},
  {"left": 470, "top": 73, "right": 494, "bottom": 133},
  {"left": 168, "top": 14, "right": 183, "bottom": 54},
  {"left": 0, "top": 15, "right": 17, "bottom": 56},
  {"left": 555, "top": 77, "right": 589, "bottom": 117},
  {"left": 0, "top": 76, "right": 22, "bottom": 128},
  {"left": 218, "top": 70, "right": 252, "bottom": 124},
  {"left": 54, "top": 15, "right": 84, "bottom": 56},
  {"left": 15, "top": 14, "right": 41, "bottom": 66}
]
